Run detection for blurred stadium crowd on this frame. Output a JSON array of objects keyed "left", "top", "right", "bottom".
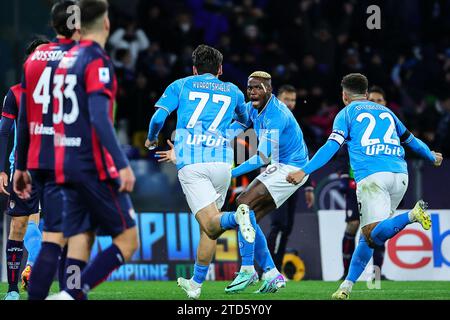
[{"left": 98, "top": 0, "right": 449, "bottom": 157}]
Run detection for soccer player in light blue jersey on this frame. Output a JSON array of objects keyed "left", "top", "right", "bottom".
[
  {"left": 146, "top": 45, "right": 255, "bottom": 299},
  {"left": 286, "top": 73, "right": 443, "bottom": 299},
  {"left": 223, "top": 71, "right": 310, "bottom": 294}
]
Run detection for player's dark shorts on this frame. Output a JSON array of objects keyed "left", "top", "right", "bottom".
[
  {"left": 345, "top": 186, "right": 360, "bottom": 222},
  {"left": 30, "top": 169, "right": 64, "bottom": 232},
  {"left": 61, "top": 178, "right": 136, "bottom": 238},
  {"left": 6, "top": 177, "right": 40, "bottom": 217}
]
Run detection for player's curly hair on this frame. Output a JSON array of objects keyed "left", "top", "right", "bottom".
[
  {"left": 51, "top": 0, "right": 78, "bottom": 38},
  {"left": 192, "top": 44, "right": 223, "bottom": 75}
]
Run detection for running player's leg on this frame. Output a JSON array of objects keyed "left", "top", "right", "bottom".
[
  {"left": 342, "top": 186, "right": 359, "bottom": 279},
  {"left": 22, "top": 212, "right": 42, "bottom": 290},
  {"left": 178, "top": 163, "right": 247, "bottom": 241},
  {"left": 178, "top": 230, "right": 216, "bottom": 299},
  {"left": 27, "top": 171, "right": 66, "bottom": 300},
  {"left": 225, "top": 179, "right": 278, "bottom": 293},
  {"left": 59, "top": 179, "right": 138, "bottom": 300},
  {"left": 333, "top": 173, "right": 428, "bottom": 299},
  {"left": 5, "top": 216, "right": 28, "bottom": 299},
  {"left": 4, "top": 181, "right": 39, "bottom": 300}
]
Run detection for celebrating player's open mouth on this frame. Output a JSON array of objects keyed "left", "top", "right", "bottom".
[{"left": 247, "top": 77, "right": 270, "bottom": 109}]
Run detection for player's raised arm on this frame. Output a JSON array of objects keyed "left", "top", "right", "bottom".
[
  {"left": 395, "top": 114, "right": 443, "bottom": 166},
  {"left": 145, "top": 80, "right": 182, "bottom": 150}
]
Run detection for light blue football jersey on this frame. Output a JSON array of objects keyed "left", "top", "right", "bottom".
[
  {"left": 329, "top": 100, "right": 408, "bottom": 182},
  {"left": 245, "top": 94, "right": 309, "bottom": 168},
  {"left": 155, "top": 73, "right": 247, "bottom": 170}
]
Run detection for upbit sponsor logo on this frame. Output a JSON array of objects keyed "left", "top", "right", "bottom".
[
  {"left": 365, "top": 144, "right": 402, "bottom": 156},
  {"left": 186, "top": 134, "right": 228, "bottom": 147}
]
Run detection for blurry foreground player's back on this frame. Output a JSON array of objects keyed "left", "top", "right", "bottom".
[
  {"left": 13, "top": 0, "right": 80, "bottom": 300},
  {"left": 46, "top": 0, "right": 138, "bottom": 300}
]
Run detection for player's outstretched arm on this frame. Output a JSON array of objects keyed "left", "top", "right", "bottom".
[
  {"left": 232, "top": 151, "right": 268, "bottom": 178},
  {"left": 88, "top": 93, "right": 135, "bottom": 192},
  {"left": 145, "top": 108, "right": 169, "bottom": 150},
  {"left": 286, "top": 140, "right": 340, "bottom": 185},
  {"left": 403, "top": 133, "right": 443, "bottom": 166}
]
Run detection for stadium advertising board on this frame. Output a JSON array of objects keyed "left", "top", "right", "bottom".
[
  {"left": 90, "top": 212, "right": 239, "bottom": 281},
  {"left": 318, "top": 210, "right": 450, "bottom": 280}
]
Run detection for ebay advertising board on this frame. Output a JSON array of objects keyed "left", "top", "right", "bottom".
[{"left": 318, "top": 210, "right": 450, "bottom": 281}]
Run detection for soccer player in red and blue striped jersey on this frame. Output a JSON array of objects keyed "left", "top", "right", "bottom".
[
  {"left": 44, "top": 0, "right": 138, "bottom": 300},
  {"left": 13, "top": 0, "right": 81, "bottom": 300},
  {"left": 0, "top": 39, "right": 49, "bottom": 299}
]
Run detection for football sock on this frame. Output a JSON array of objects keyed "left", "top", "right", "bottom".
[
  {"left": 66, "top": 244, "right": 124, "bottom": 300},
  {"left": 6, "top": 240, "right": 24, "bottom": 293},
  {"left": 263, "top": 267, "right": 280, "bottom": 280},
  {"left": 373, "top": 245, "right": 386, "bottom": 272},
  {"left": 239, "top": 265, "right": 256, "bottom": 273},
  {"left": 62, "top": 257, "right": 87, "bottom": 292},
  {"left": 346, "top": 236, "right": 373, "bottom": 283},
  {"left": 28, "top": 242, "right": 62, "bottom": 300},
  {"left": 370, "top": 212, "right": 411, "bottom": 246},
  {"left": 342, "top": 232, "right": 356, "bottom": 277},
  {"left": 192, "top": 263, "right": 209, "bottom": 285},
  {"left": 238, "top": 210, "right": 257, "bottom": 266},
  {"left": 23, "top": 221, "right": 42, "bottom": 267},
  {"left": 220, "top": 211, "right": 237, "bottom": 229},
  {"left": 58, "top": 245, "right": 68, "bottom": 290},
  {"left": 254, "top": 224, "right": 276, "bottom": 273}
]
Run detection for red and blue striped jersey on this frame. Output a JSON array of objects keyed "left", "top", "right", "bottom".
[
  {"left": 19, "top": 38, "right": 77, "bottom": 171},
  {"left": 53, "top": 40, "right": 119, "bottom": 184},
  {"left": 1, "top": 84, "right": 21, "bottom": 120},
  {"left": 1, "top": 84, "right": 21, "bottom": 172}
]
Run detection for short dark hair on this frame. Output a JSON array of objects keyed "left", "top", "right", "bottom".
[
  {"left": 51, "top": 0, "right": 77, "bottom": 38},
  {"left": 25, "top": 37, "right": 50, "bottom": 59},
  {"left": 341, "top": 73, "right": 368, "bottom": 95},
  {"left": 369, "top": 85, "right": 386, "bottom": 99},
  {"left": 79, "top": 0, "right": 109, "bottom": 31},
  {"left": 278, "top": 84, "right": 296, "bottom": 95},
  {"left": 192, "top": 45, "right": 223, "bottom": 75}
]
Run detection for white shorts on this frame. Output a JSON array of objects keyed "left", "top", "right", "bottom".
[
  {"left": 256, "top": 163, "right": 309, "bottom": 208},
  {"left": 178, "top": 162, "right": 231, "bottom": 215},
  {"left": 356, "top": 172, "right": 409, "bottom": 227}
]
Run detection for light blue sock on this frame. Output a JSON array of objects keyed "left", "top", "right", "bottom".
[
  {"left": 346, "top": 236, "right": 374, "bottom": 283},
  {"left": 24, "top": 221, "right": 42, "bottom": 266},
  {"left": 220, "top": 211, "right": 237, "bottom": 230},
  {"left": 193, "top": 263, "right": 209, "bottom": 284},
  {"left": 254, "top": 225, "right": 275, "bottom": 272},
  {"left": 370, "top": 212, "right": 411, "bottom": 246},
  {"left": 238, "top": 210, "right": 257, "bottom": 266}
]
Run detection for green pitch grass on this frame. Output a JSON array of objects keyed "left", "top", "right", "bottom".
[{"left": 1, "top": 281, "right": 449, "bottom": 300}]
